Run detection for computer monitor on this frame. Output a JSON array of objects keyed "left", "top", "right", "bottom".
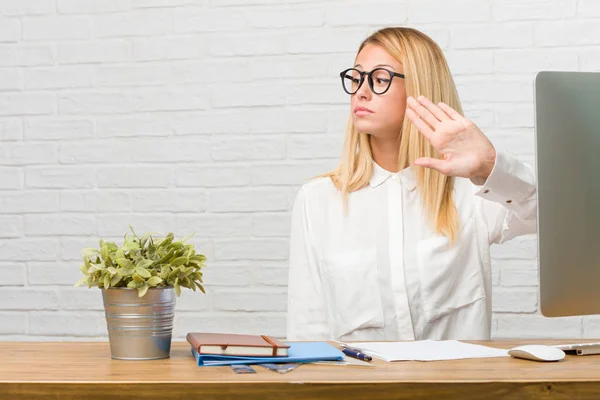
[{"left": 535, "top": 71, "right": 600, "bottom": 317}]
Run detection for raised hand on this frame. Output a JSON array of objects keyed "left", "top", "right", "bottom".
[{"left": 405, "top": 95, "right": 496, "bottom": 185}]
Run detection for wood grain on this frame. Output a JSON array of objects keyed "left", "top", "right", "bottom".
[{"left": 2, "top": 340, "right": 600, "bottom": 399}]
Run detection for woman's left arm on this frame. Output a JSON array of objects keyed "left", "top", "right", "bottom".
[
  {"left": 470, "top": 150, "right": 536, "bottom": 244},
  {"left": 405, "top": 95, "right": 537, "bottom": 244}
]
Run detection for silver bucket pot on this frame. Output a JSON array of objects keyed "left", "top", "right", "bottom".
[{"left": 102, "top": 287, "right": 176, "bottom": 360}]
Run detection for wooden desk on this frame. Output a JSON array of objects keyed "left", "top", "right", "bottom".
[{"left": 2, "top": 340, "right": 600, "bottom": 399}]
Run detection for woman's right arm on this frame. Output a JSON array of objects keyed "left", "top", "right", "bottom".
[{"left": 286, "top": 186, "right": 330, "bottom": 341}]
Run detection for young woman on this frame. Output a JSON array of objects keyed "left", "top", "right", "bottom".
[{"left": 286, "top": 27, "right": 536, "bottom": 341}]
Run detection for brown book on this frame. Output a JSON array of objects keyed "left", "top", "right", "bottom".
[{"left": 186, "top": 332, "right": 290, "bottom": 357}]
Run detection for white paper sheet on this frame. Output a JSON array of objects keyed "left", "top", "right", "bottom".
[{"left": 337, "top": 340, "right": 510, "bottom": 362}]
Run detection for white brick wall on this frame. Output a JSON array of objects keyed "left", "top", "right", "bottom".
[{"left": 1, "top": 0, "right": 599, "bottom": 341}]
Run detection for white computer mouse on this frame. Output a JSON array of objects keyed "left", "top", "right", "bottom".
[{"left": 508, "top": 345, "right": 566, "bottom": 362}]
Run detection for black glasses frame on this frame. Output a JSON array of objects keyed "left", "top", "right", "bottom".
[{"left": 339, "top": 67, "right": 406, "bottom": 95}]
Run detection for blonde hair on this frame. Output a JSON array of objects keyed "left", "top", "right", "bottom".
[{"left": 322, "top": 27, "right": 461, "bottom": 242}]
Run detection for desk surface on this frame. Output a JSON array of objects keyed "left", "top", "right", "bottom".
[{"left": 2, "top": 340, "right": 600, "bottom": 400}]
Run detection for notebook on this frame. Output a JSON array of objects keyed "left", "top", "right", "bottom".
[
  {"left": 186, "top": 332, "right": 290, "bottom": 357},
  {"left": 190, "top": 341, "right": 345, "bottom": 367}
]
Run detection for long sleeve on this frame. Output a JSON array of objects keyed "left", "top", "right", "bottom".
[
  {"left": 286, "top": 186, "right": 330, "bottom": 341},
  {"left": 474, "top": 151, "right": 537, "bottom": 244}
]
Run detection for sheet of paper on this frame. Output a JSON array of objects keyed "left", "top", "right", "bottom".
[{"left": 338, "top": 340, "right": 509, "bottom": 362}]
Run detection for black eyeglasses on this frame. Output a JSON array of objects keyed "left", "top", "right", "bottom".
[{"left": 339, "top": 68, "right": 406, "bottom": 95}]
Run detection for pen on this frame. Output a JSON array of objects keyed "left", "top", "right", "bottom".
[{"left": 342, "top": 347, "right": 372, "bottom": 362}]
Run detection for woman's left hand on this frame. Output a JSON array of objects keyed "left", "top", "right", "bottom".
[{"left": 405, "top": 95, "right": 496, "bottom": 186}]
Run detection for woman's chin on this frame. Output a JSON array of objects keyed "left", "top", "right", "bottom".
[{"left": 353, "top": 120, "right": 378, "bottom": 133}]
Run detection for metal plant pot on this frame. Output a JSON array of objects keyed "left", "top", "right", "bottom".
[{"left": 101, "top": 286, "right": 176, "bottom": 360}]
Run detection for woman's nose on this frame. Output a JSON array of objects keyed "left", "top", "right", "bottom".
[{"left": 356, "top": 78, "right": 372, "bottom": 100}]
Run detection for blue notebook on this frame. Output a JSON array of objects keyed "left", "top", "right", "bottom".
[{"left": 191, "top": 341, "right": 344, "bottom": 367}]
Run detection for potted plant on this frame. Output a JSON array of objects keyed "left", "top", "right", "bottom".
[{"left": 75, "top": 225, "right": 206, "bottom": 360}]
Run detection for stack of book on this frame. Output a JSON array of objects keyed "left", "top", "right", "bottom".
[{"left": 186, "top": 332, "right": 344, "bottom": 367}]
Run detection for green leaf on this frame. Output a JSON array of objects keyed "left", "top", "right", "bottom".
[
  {"left": 116, "top": 258, "right": 133, "bottom": 269},
  {"left": 117, "top": 267, "right": 134, "bottom": 277},
  {"left": 122, "top": 240, "right": 140, "bottom": 252},
  {"left": 101, "top": 243, "right": 109, "bottom": 262},
  {"left": 182, "top": 231, "right": 196, "bottom": 242},
  {"left": 192, "top": 272, "right": 203, "bottom": 283},
  {"left": 158, "top": 249, "right": 176, "bottom": 264},
  {"left": 81, "top": 248, "right": 100, "bottom": 259},
  {"left": 103, "top": 274, "right": 110, "bottom": 289},
  {"left": 110, "top": 274, "right": 121, "bottom": 286},
  {"left": 171, "top": 256, "right": 188, "bottom": 267},
  {"left": 128, "top": 224, "right": 138, "bottom": 238},
  {"left": 168, "top": 268, "right": 179, "bottom": 280},
  {"left": 107, "top": 267, "right": 117, "bottom": 275},
  {"left": 188, "top": 259, "right": 205, "bottom": 267},
  {"left": 160, "top": 266, "right": 170, "bottom": 279},
  {"left": 135, "top": 266, "right": 151, "bottom": 279},
  {"left": 136, "top": 259, "right": 154, "bottom": 270},
  {"left": 174, "top": 282, "right": 181, "bottom": 296},
  {"left": 74, "top": 276, "right": 89, "bottom": 287},
  {"left": 127, "top": 280, "right": 143, "bottom": 289},
  {"left": 158, "top": 232, "right": 174, "bottom": 248},
  {"left": 190, "top": 254, "right": 206, "bottom": 262},
  {"left": 138, "top": 284, "right": 149, "bottom": 298},
  {"left": 146, "top": 276, "right": 163, "bottom": 286}
]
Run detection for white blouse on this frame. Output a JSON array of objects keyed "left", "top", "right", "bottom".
[{"left": 286, "top": 151, "right": 537, "bottom": 341}]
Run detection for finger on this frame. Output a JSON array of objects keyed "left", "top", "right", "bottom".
[
  {"left": 413, "top": 157, "right": 450, "bottom": 175},
  {"left": 437, "top": 101, "right": 464, "bottom": 121},
  {"left": 405, "top": 108, "right": 434, "bottom": 140},
  {"left": 407, "top": 96, "right": 440, "bottom": 130},
  {"left": 417, "top": 96, "right": 451, "bottom": 122}
]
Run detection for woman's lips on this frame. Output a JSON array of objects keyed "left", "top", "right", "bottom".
[{"left": 354, "top": 106, "right": 374, "bottom": 116}]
